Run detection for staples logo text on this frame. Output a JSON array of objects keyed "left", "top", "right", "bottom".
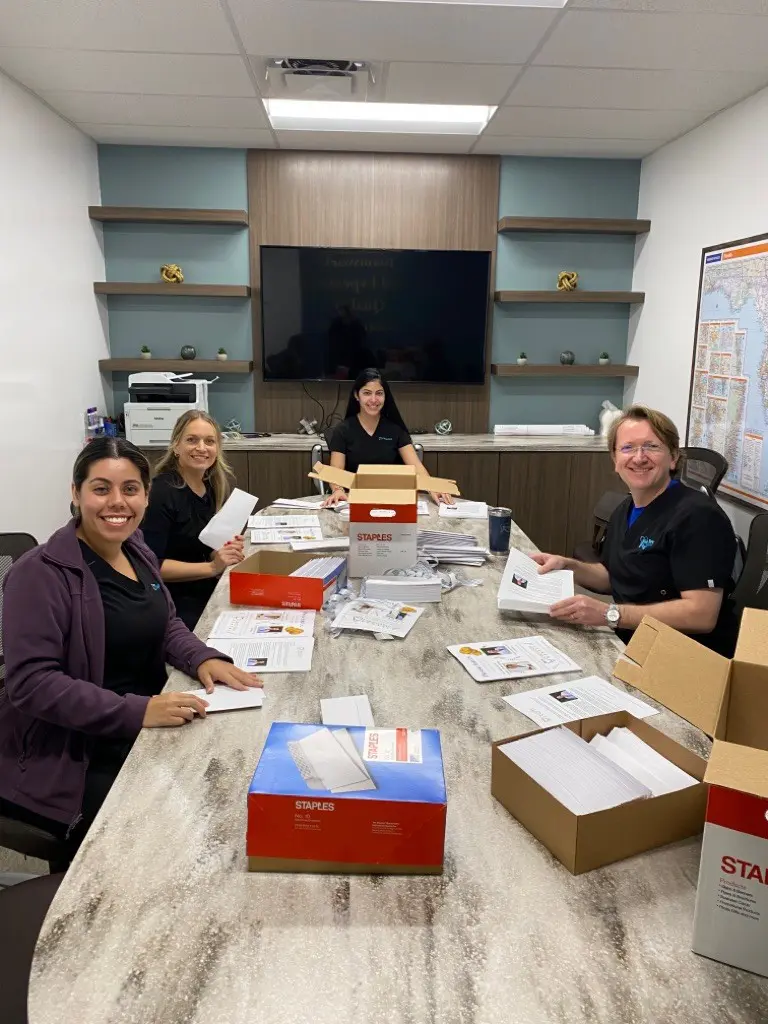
[
  {"left": 295, "top": 800, "right": 335, "bottom": 812},
  {"left": 722, "top": 856, "right": 768, "bottom": 884},
  {"left": 358, "top": 533, "right": 392, "bottom": 542}
]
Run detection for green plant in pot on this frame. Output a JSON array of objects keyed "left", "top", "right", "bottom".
[
  {"left": 517, "top": 352, "right": 527, "bottom": 366},
  {"left": 140, "top": 345, "right": 151, "bottom": 360},
  {"left": 599, "top": 351, "right": 611, "bottom": 366},
  {"left": 217, "top": 347, "right": 228, "bottom": 362}
]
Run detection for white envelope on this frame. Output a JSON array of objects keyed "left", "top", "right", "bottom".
[{"left": 198, "top": 488, "right": 258, "bottom": 550}]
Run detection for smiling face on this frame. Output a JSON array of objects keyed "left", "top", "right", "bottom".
[
  {"left": 72, "top": 458, "right": 148, "bottom": 547},
  {"left": 174, "top": 416, "right": 219, "bottom": 475},
  {"left": 613, "top": 417, "right": 678, "bottom": 501},
  {"left": 355, "top": 379, "right": 385, "bottom": 418}
]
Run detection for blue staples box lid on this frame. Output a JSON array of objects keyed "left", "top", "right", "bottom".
[{"left": 249, "top": 722, "right": 446, "bottom": 804}]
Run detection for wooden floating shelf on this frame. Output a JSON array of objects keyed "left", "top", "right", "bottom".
[
  {"left": 492, "top": 364, "right": 639, "bottom": 378},
  {"left": 89, "top": 206, "right": 248, "bottom": 226},
  {"left": 495, "top": 290, "right": 644, "bottom": 304},
  {"left": 94, "top": 283, "right": 251, "bottom": 297},
  {"left": 99, "top": 359, "right": 253, "bottom": 374},
  {"left": 498, "top": 216, "right": 650, "bottom": 235}
]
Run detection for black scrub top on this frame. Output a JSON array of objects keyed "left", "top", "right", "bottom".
[
  {"left": 329, "top": 416, "right": 412, "bottom": 474},
  {"left": 141, "top": 472, "right": 217, "bottom": 630},
  {"left": 601, "top": 483, "right": 739, "bottom": 656}
]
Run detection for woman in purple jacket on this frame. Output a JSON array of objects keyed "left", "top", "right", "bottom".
[{"left": 0, "top": 438, "right": 260, "bottom": 863}]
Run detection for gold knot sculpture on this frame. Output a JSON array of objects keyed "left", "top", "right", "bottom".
[
  {"left": 160, "top": 263, "right": 184, "bottom": 284},
  {"left": 557, "top": 270, "right": 579, "bottom": 292}
]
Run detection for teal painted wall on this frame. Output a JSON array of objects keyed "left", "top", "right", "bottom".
[
  {"left": 98, "top": 146, "right": 254, "bottom": 431},
  {"left": 491, "top": 157, "right": 641, "bottom": 431}
]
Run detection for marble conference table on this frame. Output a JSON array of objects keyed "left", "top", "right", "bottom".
[{"left": 29, "top": 505, "right": 767, "bottom": 1024}]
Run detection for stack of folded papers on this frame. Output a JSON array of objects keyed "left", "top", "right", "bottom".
[{"left": 418, "top": 530, "right": 488, "bottom": 565}]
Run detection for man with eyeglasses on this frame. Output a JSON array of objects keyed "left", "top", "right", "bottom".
[{"left": 533, "top": 405, "right": 738, "bottom": 656}]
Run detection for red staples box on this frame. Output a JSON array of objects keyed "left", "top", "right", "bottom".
[
  {"left": 247, "top": 722, "right": 447, "bottom": 874},
  {"left": 229, "top": 550, "right": 346, "bottom": 610}
]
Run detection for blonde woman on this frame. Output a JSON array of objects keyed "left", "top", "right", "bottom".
[{"left": 142, "top": 411, "right": 245, "bottom": 629}]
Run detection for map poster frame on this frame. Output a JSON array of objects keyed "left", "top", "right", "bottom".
[{"left": 686, "top": 229, "right": 768, "bottom": 512}]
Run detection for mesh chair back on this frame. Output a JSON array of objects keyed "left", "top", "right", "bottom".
[{"left": 680, "top": 447, "right": 728, "bottom": 494}]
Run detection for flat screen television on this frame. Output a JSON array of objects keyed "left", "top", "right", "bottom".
[{"left": 260, "top": 245, "right": 491, "bottom": 384}]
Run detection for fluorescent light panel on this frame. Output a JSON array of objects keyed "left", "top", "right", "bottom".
[{"left": 265, "top": 100, "right": 497, "bottom": 135}]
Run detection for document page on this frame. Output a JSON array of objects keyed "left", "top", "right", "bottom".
[
  {"left": 182, "top": 685, "right": 264, "bottom": 713},
  {"left": 198, "top": 488, "right": 258, "bottom": 550},
  {"left": 320, "top": 695, "right": 375, "bottom": 727},
  {"left": 247, "top": 514, "right": 321, "bottom": 529},
  {"left": 498, "top": 548, "right": 574, "bottom": 612},
  {"left": 208, "top": 608, "right": 315, "bottom": 640},
  {"left": 250, "top": 527, "right": 324, "bottom": 544},
  {"left": 212, "top": 637, "right": 314, "bottom": 673},
  {"left": 448, "top": 635, "right": 580, "bottom": 683},
  {"left": 503, "top": 675, "right": 659, "bottom": 726},
  {"left": 331, "top": 598, "right": 425, "bottom": 638},
  {"left": 270, "top": 498, "right": 325, "bottom": 510},
  {"left": 438, "top": 501, "right": 488, "bottom": 520}
]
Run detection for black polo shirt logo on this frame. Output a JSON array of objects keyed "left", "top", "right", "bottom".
[{"left": 638, "top": 536, "right": 655, "bottom": 551}]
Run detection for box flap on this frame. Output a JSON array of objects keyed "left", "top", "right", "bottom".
[
  {"left": 349, "top": 488, "right": 417, "bottom": 506},
  {"left": 308, "top": 462, "right": 355, "bottom": 490},
  {"left": 733, "top": 607, "right": 768, "bottom": 666},
  {"left": 612, "top": 616, "right": 729, "bottom": 736},
  {"left": 356, "top": 464, "right": 416, "bottom": 487},
  {"left": 415, "top": 474, "right": 461, "bottom": 496},
  {"left": 704, "top": 740, "right": 768, "bottom": 800}
]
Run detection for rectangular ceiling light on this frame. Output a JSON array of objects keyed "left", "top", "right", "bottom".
[{"left": 265, "top": 100, "right": 497, "bottom": 135}]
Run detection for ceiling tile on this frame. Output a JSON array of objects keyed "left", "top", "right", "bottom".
[
  {"left": 385, "top": 62, "right": 523, "bottom": 104},
  {"left": 230, "top": 0, "right": 558, "bottom": 64},
  {"left": 472, "top": 135, "right": 662, "bottom": 157},
  {"left": 41, "top": 92, "right": 269, "bottom": 129},
  {"left": 0, "top": 49, "right": 256, "bottom": 97},
  {"left": 274, "top": 130, "right": 475, "bottom": 153},
  {"left": 485, "top": 105, "right": 703, "bottom": 139},
  {"left": 505, "top": 66, "right": 768, "bottom": 111},
  {"left": 570, "top": 1, "right": 768, "bottom": 12},
  {"left": 0, "top": 0, "right": 238, "bottom": 53},
  {"left": 78, "top": 124, "right": 276, "bottom": 147},
  {"left": 534, "top": 10, "right": 768, "bottom": 71}
]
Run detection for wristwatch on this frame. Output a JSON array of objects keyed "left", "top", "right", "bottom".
[{"left": 606, "top": 603, "right": 621, "bottom": 629}]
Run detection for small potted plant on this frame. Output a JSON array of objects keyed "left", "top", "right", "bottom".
[
  {"left": 217, "top": 347, "right": 228, "bottom": 362},
  {"left": 598, "top": 351, "right": 611, "bottom": 366},
  {"left": 140, "top": 345, "right": 151, "bottom": 360},
  {"left": 517, "top": 352, "right": 528, "bottom": 366}
]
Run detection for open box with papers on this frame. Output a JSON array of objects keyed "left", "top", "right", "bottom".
[
  {"left": 612, "top": 609, "right": 768, "bottom": 977},
  {"left": 229, "top": 549, "right": 346, "bottom": 610},
  {"left": 247, "top": 722, "right": 447, "bottom": 874},
  {"left": 309, "top": 463, "right": 460, "bottom": 577}
]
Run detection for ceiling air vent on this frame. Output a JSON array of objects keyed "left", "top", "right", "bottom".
[{"left": 264, "top": 58, "right": 375, "bottom": 99}]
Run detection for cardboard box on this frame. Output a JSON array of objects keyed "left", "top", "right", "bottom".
[
  {"left": 310, "top": 462, "right": 460, "bottom": 577},
  {"left": 247, "top": 722, "right": 447, "bottom": 874},
  {"left": 229, "top": 549, "right": 346, "bottom": 610},
  {"left": 613, "top": 609, "right": 768, "bottom": 975},
  {"left": 491, "top": 711, "right": 707, "bottom": 875}
]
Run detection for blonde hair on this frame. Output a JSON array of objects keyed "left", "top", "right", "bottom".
[
  {"left": 608, "top": 404, "right": 683, "bottom": 476},
  {"left": 153, "top": 410, "right": 234, "bottom": 511}
]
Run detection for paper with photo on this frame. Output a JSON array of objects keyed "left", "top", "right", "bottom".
[
  {"left": 448, "top": 635, "right": 580, "bottom": 683},
  {"left": 321, "top": 694, "right": 374, "bottom": 727},
  {"left": 498, "top": 548, "right": 574, "bottom": 612},
  {"left": 331, "top": 598, "right": 425, "bottom": 639},
  {"left": 250, "top": 527, "right": 324, "bottom": 544},
  {"left": 198, "top": 488, "right": 258, "bottom": 550},
  {"left": 212, "top": 637, "right": 314, "bottom": 673},
  {"left": 248, "top": 514, "right": 321, "bottom": 529},
  {"left": 182, "top": 685, "right": 264, "bottom": 713},
  {"left": 208, "top": 608, "right": 315, "bottom": 640},
  {"left": 502, "top": 675, "right": 659, "bottom": 727}
]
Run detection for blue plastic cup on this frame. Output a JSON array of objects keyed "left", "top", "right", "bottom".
[{"left": 488, "top": 507, "right": 512, "bottom": 554}]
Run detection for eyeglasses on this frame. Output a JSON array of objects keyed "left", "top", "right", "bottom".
[{"left": 617, "top": 443, "right": 666, "bottom": 456}]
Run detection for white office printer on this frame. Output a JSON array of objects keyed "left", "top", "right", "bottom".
[{"left": 124, "top": 372, "right": 212, "bottom": 446}]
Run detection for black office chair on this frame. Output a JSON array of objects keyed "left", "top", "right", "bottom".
[
  {"left": 731, "top": 513, "right": 768, "bottom": 613},
  {"left": 0, "top": 872, "right": 65, "bottom": 1024},
  {"left": 0, "top": 533, "right": 70, "bottom": 874},
  {"left": 572, "top": 491, "right": 627, "bottom": 563},
  {"left": 679, "top": 447, "right": 728, "bottom": 494}
]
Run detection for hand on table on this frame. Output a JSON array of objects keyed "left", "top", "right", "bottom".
[
  {"left": 549, "top": 595, "right": 609, "bottom": 627},
  {"left": 430, "top": 492, "right": 455, "bottom": 505},
  {"left": 211, "top": 536, "right": 245, "bottom": 575},
  {"left": 531, "top": 552, "right": 568, "bottom": 574},
  {"left": 143, "top": 691, "right": 209, "bottom": 728},
  {"left": 197, "top": 658, "right": 264, "bottom": 693},
  {"left": 322, "top": 488, "right": 347, "bottom": 508}
]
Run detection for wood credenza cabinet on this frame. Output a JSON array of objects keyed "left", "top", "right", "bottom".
[{"left": 140, "top": 446, "right": 621, "bottom": 555}]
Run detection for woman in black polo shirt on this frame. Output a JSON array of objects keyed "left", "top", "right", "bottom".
[
  {"left": 532, "top": 404, "right": 739, "bottom": 656},
  {"left": 142, "top": 410, "right": 245, "bottom": 630},
  {"left": 322, "top": 368, "right": 454, "bottom": 507}
]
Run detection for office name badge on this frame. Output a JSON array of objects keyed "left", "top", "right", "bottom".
[{"left": 363, "top": 728, "right": 423, "bottom": 764}]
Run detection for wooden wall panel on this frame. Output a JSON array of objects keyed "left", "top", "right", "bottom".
[
  {"left": 565, "top": 452, "right": 624, "bottom": 557},
  {"left": 248, "top": 451, "right": 311, "bottom": 509},
  {"left": 437, "top": 452, "right": 499, "bottom": 506},
  {"left": 249, "top": 151, "right": 500, "bottom": 434},
  {"left": 498, "top": 453, "right": 574, "bottom": 554}
]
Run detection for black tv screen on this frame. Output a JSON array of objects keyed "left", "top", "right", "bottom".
[{"left": 260, "top": 245, "right": 490, "bottom": 384}]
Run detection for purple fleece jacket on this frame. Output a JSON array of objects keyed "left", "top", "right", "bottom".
[{"left": 0, "top": 520, "right": 227, "bottom": 826}]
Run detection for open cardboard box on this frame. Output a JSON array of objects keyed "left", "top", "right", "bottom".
[
  {"left": 229, "top": 549, "right": 346, "bottom": 610},
  {"left": 309, "top": 461, "right": 460, "bottom": 500}
]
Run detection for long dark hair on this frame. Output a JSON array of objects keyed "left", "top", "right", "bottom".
[
  {"left": 343, "top": 369, "right": 409, "bottom": 433},
  {"left": 71, "top": 437, "right": 151, "bottom": 522}
]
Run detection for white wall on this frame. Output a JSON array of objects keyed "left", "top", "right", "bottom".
[
  {"left": 0, "top": 71, "right": 108, "bottom": 542},
  {"left": 628, "top": 84, "right": 768, "bottom": 540}
]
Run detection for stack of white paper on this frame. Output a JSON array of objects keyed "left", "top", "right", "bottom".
[
  {"left": 362, "top": 576, "right": 442, "bottom": 603},
  {"left": 448, "top": 635, "right": 580, "bottom": 683},
  {"left": 418, "top": 530, "right": 488, "bottom": 565},
  {"left": 208, "top": 608, "right": 315, "bottom": 641},
  {"left": 289, "top": 556, "right": 346, "bottom": 583},
  {"left": 212, "top": 637, "right": 314, "bottom": 673},
  {"left": 320, "top": 695, "right": 374, "bottom": 727},
  {"left": 498, "top": 547, "right": 574, "bottom": 612},
  {"left": 290, "top": 536, "right": 350, "bottom": 552},
  {"left": 288, "top": 727, "right": 376, "bottom": 792},
  {"left": 503, "top": 675, "right": 658, "bottom": 727},
  {"left": 331, "top": 598, "right": 424, "bottom": 638},
  {"left": 183, "top": 685, "right": 264, "bottom": 713},
  {"left": 589, "top": 728, "right": 699, "bottom": 796},
  {"left": 494, "top": 424, "right": 595, "bottom": 436},
  {"left": 249, "top": 514, "right": 323, "bottom": 545},
  {"left": 270, "top": 498, "right": 325, "bottom": 510},
  {"left": 499, "top": 726, "right": 653, "bottom": 815},
  {"left": 438, "top": 500, "right": 488, "bottom": 520}
]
